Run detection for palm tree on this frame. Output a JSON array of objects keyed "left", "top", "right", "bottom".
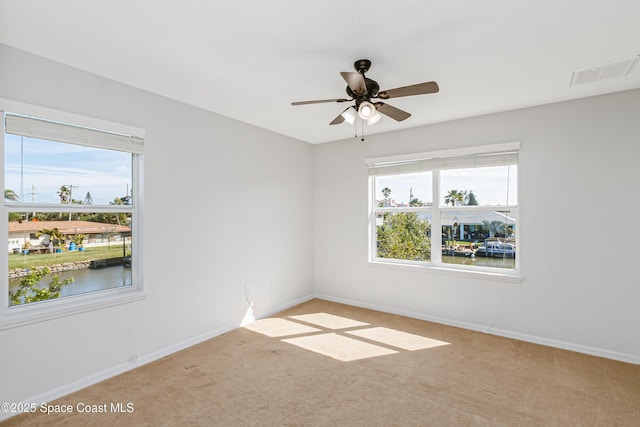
[
  {"left": 380, "top": 187, "right": 392, "bottom": 207},
  {"left": 57, "top": 185, "right": 70, "bottom": 204},
  {"left": 36, "top": 227, "right": 65, "bottom": 249},
  {"left": 444, "top": 189, "right": 464, "bottom": 206},
  {"left": 4, "top": 189, "right": 19, "bottom": 202}
]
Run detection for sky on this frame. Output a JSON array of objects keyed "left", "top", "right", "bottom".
[
  {"left": 374, "top": 165, "right": 518, "bottom": 207},
  {"left": 5, "top": 132, "right": 514, "bottom": 208},
  {"left": 4, "top": 134, "right": 132, "bottom": 205}
]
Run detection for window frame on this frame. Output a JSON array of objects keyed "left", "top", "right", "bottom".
[
  {"left": 367, "top": 142, "right": 522, "bottom": 282},
  {"left": 0, "top": 98, "right": 146, "bottom": 329}
]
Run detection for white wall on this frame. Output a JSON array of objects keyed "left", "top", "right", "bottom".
[
  {"left": 313, "top": 89, "right": 640, "bottom": 363},
  {"left": 1, "top": 41, "right": 638, "bottom": 416},
  {"left": 0, "top": 44, "right": 314, "bottom": 408}
]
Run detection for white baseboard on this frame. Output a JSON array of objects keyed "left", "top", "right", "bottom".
[
  {"left": 253, "top": 293, "right": 316, "bottom": 320},
  {"left": 0, "top": 322, "right": 236, "bottom": 422},
  {"left": 314, "top": 293, "right": 640, "bottom": 365},
  {"left": 0, "top": 293, "right": 316, "bottom": 422},
  {"left": 486, "top": 327, "right": 640, "bottom": 365},
  {"left": 3, "top": 291, "right": 633, "bottom": 423}
]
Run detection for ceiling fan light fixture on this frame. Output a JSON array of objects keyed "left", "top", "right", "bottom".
[
  {"left": 291, "top": 59, "right": 439, "bottom": 130},
  {"left": 367, "top": 111, "right": 382, "bottom": 125},
  {"left": 341, "top": 107, "right": 356, "bottom": 125},
  {"left": 358, "top": 101, "right": 376, "bottom": 120}
]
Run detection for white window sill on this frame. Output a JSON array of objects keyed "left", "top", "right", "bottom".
[
  {"left": 369, "top": 260, "right": 523, "bottom": 283},
  {"left": 0, "top": 289, "right": 147, "bottom": 330}
]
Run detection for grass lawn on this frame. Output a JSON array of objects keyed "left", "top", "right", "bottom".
[{"left": 9, "top": 246, "right": 131, "bottom": 270}]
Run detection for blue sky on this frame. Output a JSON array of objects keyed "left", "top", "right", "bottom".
[
  {"left": 374, "top": 165, "right": 518, "bottom": 207},
  {"left": 4, "top": 134, "right": 131, "bottom": 205}
]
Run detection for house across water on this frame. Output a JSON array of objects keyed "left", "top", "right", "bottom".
[{"left": 8, "top": 220, "right": 131, "bottom": 253}]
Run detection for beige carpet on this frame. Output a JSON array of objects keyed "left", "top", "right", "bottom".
[{"left": 4, "top": 299, "right": 640, "bottom": 426}]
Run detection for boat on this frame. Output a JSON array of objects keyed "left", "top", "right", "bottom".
[
  {"left": 475, "top": 239, "right": 516, "bottom": 258},
  {"left": 443, "top": 246, "right": 476, "bottom": 257}
]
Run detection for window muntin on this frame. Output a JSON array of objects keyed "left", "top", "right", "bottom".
[
  {"left": 3, "top": 110, "right": 141, "bottom": 310},
  {"left": 369, "top": 145, "right": 519, "bottom": 275}
]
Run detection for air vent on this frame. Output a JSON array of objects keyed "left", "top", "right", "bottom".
[{"left": 570, "top": 55, "right": 638, "bottom": 86}]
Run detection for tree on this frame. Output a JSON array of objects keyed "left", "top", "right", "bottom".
[
  {"left": 444, "top": 189, "right": 464, "bottom": 206},
  {"left": 72, "top": 234, "right": 86, "bottom": 248},
  {"left": 5, "top": 189, "right": 22, "bottom": 221},
  {"left": 466, "top": 190, "right": 478, "bottom": 205},
  {"left": 379, "top": 187, "right": 392, "bottom": 207},
  {"left": 58, "top": 185, "right": 70, "bottom": 203},
  {"left": 4, "top": 189, "right": 19, "bottom": 202},
  {"left": 36, "top": 227, "right": 65, "bottom": 249},
  {"left": 482, "top": 220, "right": 505, "bottom": 237},
  {"left": 9, "top": 267, "right": 73, "bottom": 306},
  {"left": 409, "top": 197, "right": 425, "bottom": 207},
  {"left": 83, "top": 191, "right": 93, "bottom": 205},
  {"left": 408, "top": 187, "right": 425, "bottom": 206},
  {"left": 119, "top": 194, "right": 132, "bottom": 205},
  {"left": 377, "top": 212, "right": 431, "bottom": 261},
  {"left": 109, "top": 197, "right": 130, "bottom": 225}
]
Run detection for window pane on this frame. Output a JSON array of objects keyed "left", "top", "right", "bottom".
[
  {"left": 375, "top": 172, "right": 432, "bottom": 207},
  {"left": 8, "top": 214, "right": 132, "bottom": 306},
  {"left": 376, "top": 212, "right": 432, "bottom": 262},
  {"left": 441, "top": 210, "right": 516, "bottom": 270},
  {"left": 4, "top": 133, "right": 132, "bottom": 205},
  {"left": 440, "top": 165, "right": 517, "bottom": 207}
]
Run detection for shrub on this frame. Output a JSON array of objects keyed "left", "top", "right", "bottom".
[{"left": 9, "top": 267, "right": 74, "bottom": 306}]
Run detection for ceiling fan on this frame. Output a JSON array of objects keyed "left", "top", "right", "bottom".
[{"left": 291, "top": 59, "right": 439, "bottom": 126}]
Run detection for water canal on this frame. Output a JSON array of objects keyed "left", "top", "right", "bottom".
[{"left": 9, "top": 266, "right": 131, "bottom": 301}]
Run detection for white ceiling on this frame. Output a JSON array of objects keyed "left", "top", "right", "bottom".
[{"left": 1, "top": 0, "right": 639, "bottom": 144}]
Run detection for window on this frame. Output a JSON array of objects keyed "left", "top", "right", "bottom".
[
  {"left": 1, "top": 102, "right": 145, "bottom": 328},
  {"left": 368, "top": 142, "right": 519, "bottom": 278}
]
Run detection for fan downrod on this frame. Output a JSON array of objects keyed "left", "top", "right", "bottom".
[{"left": 346, "top": 59, "right": 379, "bottom": 99}]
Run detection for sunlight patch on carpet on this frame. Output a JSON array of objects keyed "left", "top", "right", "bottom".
[
  {"left": 282, "top": 333, "right": 397, "bottom": 361},
  {"left": 244, "top": 318, "right": 321, "bottom": 337},
  {"left": 346, "top": 327, "right": 451, "bottom": 351},
  {"left": 288, "top": 312, "right": 369, "bottom": 329}
]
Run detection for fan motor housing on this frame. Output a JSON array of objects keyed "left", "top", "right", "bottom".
[{"left": 346, "top": 78, "right": 380, "bottom": 99}]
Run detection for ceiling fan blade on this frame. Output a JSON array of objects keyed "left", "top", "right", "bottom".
[
  {"left": 329, "top": 113, "right": 345, "bottom": 125},
  {"left": 340, "top": 72, "right": 367, "bottom": 95},
  {"left": 291, "top": 98, "right": 351, "bottom": 106},
  {"left": 375, "top": 102, "right": 412, "bottom": 121},
  {"left": 377, "top": 81, "right": 439, "bottom": 99}
]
